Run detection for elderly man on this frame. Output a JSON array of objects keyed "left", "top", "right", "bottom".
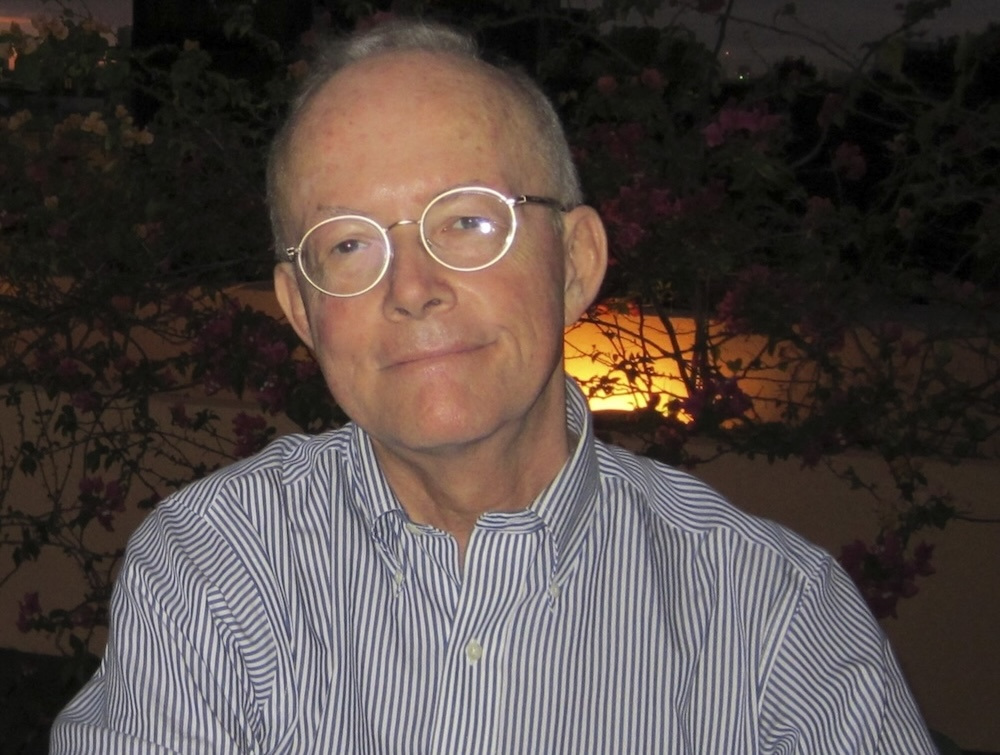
[{"left": 52, "top": 18, "right": 935, "bottom": 754}]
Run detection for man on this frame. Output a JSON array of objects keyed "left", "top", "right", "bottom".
[{"left": 52, "top": 18, "right": 935, "bottom": 754}]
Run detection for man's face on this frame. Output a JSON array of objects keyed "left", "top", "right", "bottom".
[{"left": 275, "top": 52, "right": 599, "bottom": 461}]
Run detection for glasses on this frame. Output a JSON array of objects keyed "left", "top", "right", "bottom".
[{"left": 281, "top": 186, "right": 570, "bottom": 297}]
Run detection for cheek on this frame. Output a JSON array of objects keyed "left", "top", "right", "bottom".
[
  {"left": 511, "top": 247, "right": 566, "bottom": 319},
  {"left": 302, "top": 298, "right": 363, "bottom": 366},
  {"left": 491, "top": 265, "right": 566, "bottom": 356},
  {"left": 302, "top": 305, "right": 371, "bottom": 414}
]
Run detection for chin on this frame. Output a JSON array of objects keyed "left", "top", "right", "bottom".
[{"left": 401, "top": 403, "right": 496, "bottom": 448}]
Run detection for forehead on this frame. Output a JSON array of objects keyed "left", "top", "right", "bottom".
[{"left": 285, "top": 51, "right": 533, "bottom": 192}]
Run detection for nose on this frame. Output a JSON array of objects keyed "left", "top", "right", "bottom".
[{"left": 381, "top": 223, "right": 456, "bottom": 319}]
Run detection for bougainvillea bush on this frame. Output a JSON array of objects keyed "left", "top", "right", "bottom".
[
  {"left": 557, "top": 1, "right": 999, "bottom": 621},
  {"left": 1, "top": 0, "right": 997, "bottom": 703},
  {"left": 0, "top": 3, "right": 338, "bottom": 692}
]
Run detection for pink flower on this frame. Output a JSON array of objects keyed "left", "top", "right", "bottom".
[
  {"left": 649, "top": 188, "right": 682, "bottom": 218},
  {"left": 703, "top": 105, "right": 782, "bottom": 148},
  {"left": 71, "top": 390, "right": 100, "bottom": 413},
  {"left": 295, "top": 360, "right": 320, "bottom": 381},
  {"left": 169, "top": 403, "right": 191, "bottom": 428},
  {"left": 802, "top": 195, "right": 834, "bottom": 232},
  {"left": 639, "top": 68, "right": 664, "bottom": 92},
  {"left": 0, "top": 210, "right": 24, "bottom": 230},
  {"left": 57, "top": 358, "right": 81, "bottom": 378},
  {"left": 78, "top": 476, "right": 126, "bottom": 531},
  {"left": 17, "top": 592, "right": 42, "bottom": 633},
  {"left": 79, "top": 476, "right": 103, "bottom": 496},
  {"left": 232, "top": 412, "right": 272, "bottom": 458},
  {"left": 105, "top": 479, "right": 126, "bottom": 509},
  {"left": 256, "top": 340, "right": 290, "bottom": 368},
  {"left": 168, "top": 294, "right": 195, "bottom": 317},
  {"left": 596, "top": 75, "right": 618, "bottom": 96},
  {"left": 679, "top": 370, "right": 752, "bottom": 424},
  {"left": 69, "top": 604, "right": 97, "bottom": 629},
  {"left": 113, "top": 356, "right": 136, "bottom": 374},
  {"left": 255, "top": 380, "right": 289, "bottom": 414},
  {"left": 913, "top": 542, "right": 936, "bottom": 576},
  {"left": 702, "top": 121, "right": 726, "bottom": 148},
  {"left": 838, "top": 532, "right": 936, "bottom": 619},
  {"left": 577, "top": 122, "right": 646, "bottom": 171},
  {"left": 833, "top": 142, "right": 867, "bottom": 181}
]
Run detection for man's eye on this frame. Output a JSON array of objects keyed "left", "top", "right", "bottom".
[
  {"left": 330, "top": 238, "right": 367, "bottom": 255},
  {"left": 451, "top": 216, "right": 496, "bottom": 235},
  {"left": 327, "top": 236, "right": 382, "bottom": 257}
]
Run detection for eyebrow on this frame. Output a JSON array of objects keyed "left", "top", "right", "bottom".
[{"left": 315, "top": 203, "right": 361, "bottom": 216}]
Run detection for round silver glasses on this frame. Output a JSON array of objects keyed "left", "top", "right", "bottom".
[{"left": 280, "top": 186, "right": 570, "bottom": 297}]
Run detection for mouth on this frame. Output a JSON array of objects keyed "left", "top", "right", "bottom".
[{"left": 382, "top": 342, "right": 486, "bottom": 370}]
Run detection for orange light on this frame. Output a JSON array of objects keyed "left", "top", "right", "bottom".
[{"left": 564, "top": 312, "right": 693, "bottom": 414}]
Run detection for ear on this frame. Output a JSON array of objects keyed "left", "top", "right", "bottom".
[
  {"left": 561, "top": 205, "right": 608, "bottom": 326},
  {"left": 274, "top": 263, "right": 316, "bottom": 350}
]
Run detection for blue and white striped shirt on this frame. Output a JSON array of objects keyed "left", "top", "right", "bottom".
[{"left": 52, "top": 380, "right": 934, "bottom": 753}]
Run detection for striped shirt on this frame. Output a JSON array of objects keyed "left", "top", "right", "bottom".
[{"left": 52, "top": 379, "right": 934, "bottom": 753}]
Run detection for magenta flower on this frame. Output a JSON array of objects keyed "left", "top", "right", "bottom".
[
  {"left": 232, "top": 412, "right": 272, "bottom": 458},
  {"left": 71, "top": 390, "right": 100, "bottom": 413},
  {"left": 839, "top": 532, "right": 936, "bottom": 619},
  {"left": 595, "top": 74, "right": 618, "bottom": 96},
  {"left": 78, "top": 476, "right": 127, "bottom": 531},
  {"left": 703, "top": 105, "right": 782, "bottom": 147},
  {"left": 16, "top": 592, "right": 42, "bottom": 633},
  {"left": 833, "top": 142, "right": 867, "bottom": 180}
]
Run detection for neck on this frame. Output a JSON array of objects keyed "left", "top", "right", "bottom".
[{"left": 371, "top": 400, "right": 572, "bottom": 562}]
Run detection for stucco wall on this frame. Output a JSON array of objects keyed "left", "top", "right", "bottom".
[{"left": 695, "top": 447, "right": 1000, "bottom": 752}]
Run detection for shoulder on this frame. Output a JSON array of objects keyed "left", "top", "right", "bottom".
[
  {"left": 126, "top": 427, "right": 354, "bottom": 557},
  {"left": 110, "top": 427, "right": 360, "bottom": 627},
  {"left": 593, "top": 439, "right": 830, "bottom": 582},
  {"left": 166, "top": 427, "right": 350, "bottom": 513}
]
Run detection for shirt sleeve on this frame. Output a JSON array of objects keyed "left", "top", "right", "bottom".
[
  {"left": 758, "top": 556, "right": 937, "bottom": 754},
  {"left": 50, "top": 499, "right": 292, "bottom": 754}
]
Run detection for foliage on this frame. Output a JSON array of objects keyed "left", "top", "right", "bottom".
[
  {"left": 0, "top": 0, "right": 997, "bottom": 694},
  {"left": 0, "top": 4, "right": 341, "bottom": 668},
  {"left": 553, "top": 1, "right": 1000, "bottom": 623}
]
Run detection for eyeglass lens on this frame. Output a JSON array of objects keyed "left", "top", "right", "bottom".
[{"left": 298, "top": 189, "right": 516, "bottom": 296}]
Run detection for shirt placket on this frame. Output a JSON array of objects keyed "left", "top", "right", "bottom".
[{"left": 426, "top": 522, "right": 544, "bottom": 754}]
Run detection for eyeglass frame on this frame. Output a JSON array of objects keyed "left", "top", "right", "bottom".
[{"left": 278, "top": 185, "right": 572, "bottom": 298}]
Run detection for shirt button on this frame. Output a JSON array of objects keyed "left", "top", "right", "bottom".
[
  {"left": 394, "top": 570, "right": 404, "bottom": 585},
  {"left": 465, "top": 639, "right": 483, "bottom": 664},
  {"left": 405, "top": 522, "right": 421, "bottom": 535}
]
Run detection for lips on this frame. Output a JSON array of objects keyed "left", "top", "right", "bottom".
[{"left": 380, "top": 340, "right": 487, "bottom": 370}]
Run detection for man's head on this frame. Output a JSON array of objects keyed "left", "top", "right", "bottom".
[
  {"left": 266, "top": 21, "right": 583, "bottom": 254},
  {"left": 271, "top": 19, "right": 606, "bottom": 464}
]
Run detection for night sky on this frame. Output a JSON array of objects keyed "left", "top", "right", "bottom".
[{"left": 3, "top": 0, "right": 998, "bottom": 72}]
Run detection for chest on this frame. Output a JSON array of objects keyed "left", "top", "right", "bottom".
[{"left": 280, "top": 513, "right": 768, "bottom": 753}]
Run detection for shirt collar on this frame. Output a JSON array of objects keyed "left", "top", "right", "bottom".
[
  {"left": 525, "top": 377, "right": 600, "bottom": 575},
  {"left": 346, "top": 376, "right": 601, "bottom": 574}
]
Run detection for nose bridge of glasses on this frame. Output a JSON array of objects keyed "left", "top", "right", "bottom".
[
  {"left": 384, "top": 218, "right": 419, "bottom": 234},
  {"left": 383, "top": 217, "right": 432, "bottom": 260},
  {"left": 385, "top": 217, "right": 428, "bottom": 251}
]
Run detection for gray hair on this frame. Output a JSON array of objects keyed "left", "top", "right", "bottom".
[{"left": 266, "top": 18, "right": 582, "bottom": 252}]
